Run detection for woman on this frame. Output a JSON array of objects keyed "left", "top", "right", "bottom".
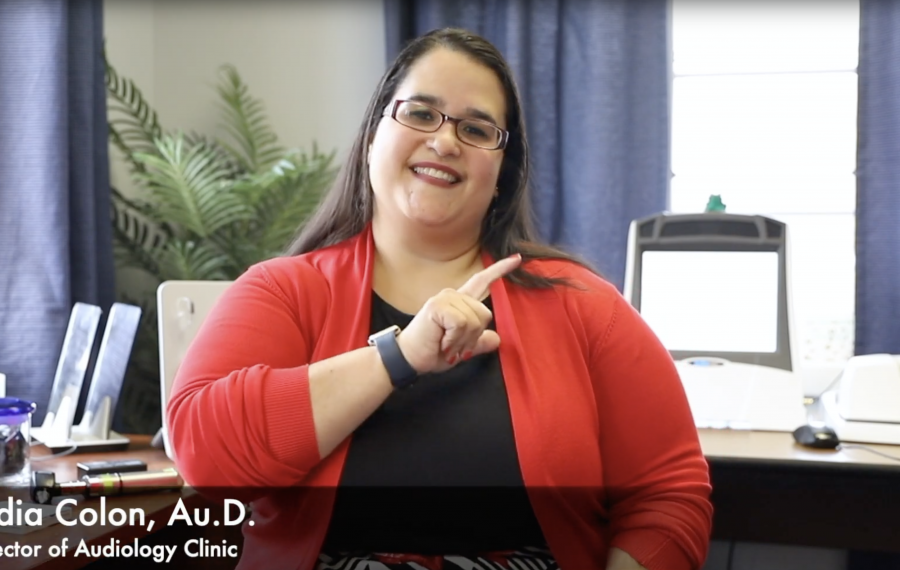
[{"left": 167, "top": 28, "right": 712, "bottom": 570}]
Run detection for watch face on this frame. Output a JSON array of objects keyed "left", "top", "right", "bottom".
[
  {"left": 368, "top": 325, "right": 400, "bottom": 346},
  {"left": 378, "top": 325, "right": 400, "bottom": 338}
]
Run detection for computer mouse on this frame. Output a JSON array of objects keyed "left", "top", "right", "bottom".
[{"left": 792, "top": 424, "right": 840, "bottom": 449}]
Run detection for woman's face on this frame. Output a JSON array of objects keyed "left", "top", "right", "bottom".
[{"left": 368, "top": 48, "right": 507, "bottom": 236}]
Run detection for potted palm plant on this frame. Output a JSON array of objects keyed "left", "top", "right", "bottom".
[{"left": 106, "top": 58, "right": 337, "bottom": 433}]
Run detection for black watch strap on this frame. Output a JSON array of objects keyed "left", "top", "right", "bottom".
[{"left": 368, "top": 326, "right": 419, "bottom": 389}]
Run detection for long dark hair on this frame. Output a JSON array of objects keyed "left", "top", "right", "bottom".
[{"left": 287, "top": 28, "right": 597, "bottom": 288}]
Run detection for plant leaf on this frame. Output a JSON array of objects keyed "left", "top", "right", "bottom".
[
  {"left": 133, "top": 134, "right": 253, "bottom": 238},
  {"left": 247, "top": 149, "right": 337, "bottom": 256},
  {"left": 183, "top": 131, "right": 246, "bottom": 177},
  {"left": 158, "top": 239, "right": 232, "bottom": 281},
  {"left": 215, "top": 64, "right": 285, "bottom": 174},
  {"left": 110, "top": 186, "right": 167, "bottom": 277},
  {"left": 105, "top": 51, "right": 163, "bottom": 172}
]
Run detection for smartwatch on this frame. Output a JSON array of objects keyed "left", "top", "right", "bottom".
[{"left": 368, "top": 325, "right": 419, "bottom": 389}]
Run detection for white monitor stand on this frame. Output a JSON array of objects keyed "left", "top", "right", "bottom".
[{"left": 157, "top": 280, "right": 233, "bottom": 460}]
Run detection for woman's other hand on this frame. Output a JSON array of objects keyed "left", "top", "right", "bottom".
[{"left": 397, "top": 253, "right": 521, "bottom": 373}]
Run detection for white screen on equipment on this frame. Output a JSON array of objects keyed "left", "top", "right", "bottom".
[{"left": 639, "top": 250, "right": 779, "bottom": 353}]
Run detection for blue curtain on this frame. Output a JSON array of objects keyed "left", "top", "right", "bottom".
[
  {"left": 0, "top": 0, "right": 115, "bottom": 422},
  {"left": 855, "top": 0, "right": 900, "bottom": 356},
  {"left": 385, "top": 0, "right": 671, "bottom": 289}
]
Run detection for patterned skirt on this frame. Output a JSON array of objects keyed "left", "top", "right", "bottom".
[{"left": 316, "top": 546, "right": 559, "bottom": 570}]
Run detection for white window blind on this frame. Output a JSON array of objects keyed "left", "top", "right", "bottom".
[{"left": 671, "top": 0, "right": 859, "bottom": 367}]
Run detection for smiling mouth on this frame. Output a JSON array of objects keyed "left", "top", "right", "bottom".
[{"left": 411, "top": 166, "right": 460, "bottom": 184}]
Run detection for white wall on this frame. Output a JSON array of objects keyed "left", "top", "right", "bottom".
[{"left": 104, "top": 0, "right": 386, "bottom": 198}]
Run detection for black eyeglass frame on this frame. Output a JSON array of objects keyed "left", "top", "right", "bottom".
[{"left": 384, "top": 99, "right": 509, "bottom": 151}]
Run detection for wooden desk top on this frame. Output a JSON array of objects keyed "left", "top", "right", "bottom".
[
  {"left": 0, "top": 435, "right": 192, "bottom": 570},
  {"left": 699, "top": 428, "right": 900, "bottom": 469},
  {"left": 29, "top": 435, "right": 172, "bottom": 479},
  {"left": 702, "top": 430, "right": 900, "bottom": 553}
]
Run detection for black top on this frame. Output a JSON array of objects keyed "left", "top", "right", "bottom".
[{"left": 320, "top": 292, "right": 546, "bottom": 555}]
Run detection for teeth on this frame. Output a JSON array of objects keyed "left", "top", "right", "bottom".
[{"left": 413, "top": 167, "right": 459, "bottom": 183}]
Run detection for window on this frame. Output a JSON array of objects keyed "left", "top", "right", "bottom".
[{"left": 671, "top": 1, "right": 859, "bottom": 369}]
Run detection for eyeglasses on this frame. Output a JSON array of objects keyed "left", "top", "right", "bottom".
[{"left": 385, "top": 99, "right": 509, "bottom": 150}]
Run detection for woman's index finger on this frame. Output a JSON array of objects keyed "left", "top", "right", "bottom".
[{"left": 457, "top": 254, "right": 522, "bottom": 301}]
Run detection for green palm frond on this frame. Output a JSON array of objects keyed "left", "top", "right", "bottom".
[
  {"left": 110, "top": 186, "right": 169, "bottom": 277},
  {"left": 158, "top": 239, "right": 232, "bottom": 281},
  {"left": 246, "top": 149, "right": 337, "bottom": 255},
  {"left": 111, "top": 208, "right": 163, "bottom": 276},
  {"left": 183, "top": 131, "right": 245, "bottom": 177},
  {"left": 216, "top": 65, "right": 284, "bottom": 174},
  {"left": 105, "top": 54, "right": 163, "bottom": 171},
  {"left": 133, "top": 134, "right": 252, "bottom": 238},
  {"left": 111, "top": 185, "right": 175, "bottom": 237}
]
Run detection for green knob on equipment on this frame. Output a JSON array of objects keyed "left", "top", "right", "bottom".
[{"left": 705, "top": 195, "right": 726, "bottom": 212}]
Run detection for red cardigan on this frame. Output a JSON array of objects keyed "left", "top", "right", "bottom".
[{"left": 167, "top": 227, "right": 712, "bottom": 570}]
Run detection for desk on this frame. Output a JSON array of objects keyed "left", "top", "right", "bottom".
[
  {"left": 0, "top": 436, "right": 231, "bottom": 570},
  {"left": 4, "top": 432, "right": 899, "bottom": 570},
  {"left": 700, "top": 429, "right": 900, "bottom": 554}
]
